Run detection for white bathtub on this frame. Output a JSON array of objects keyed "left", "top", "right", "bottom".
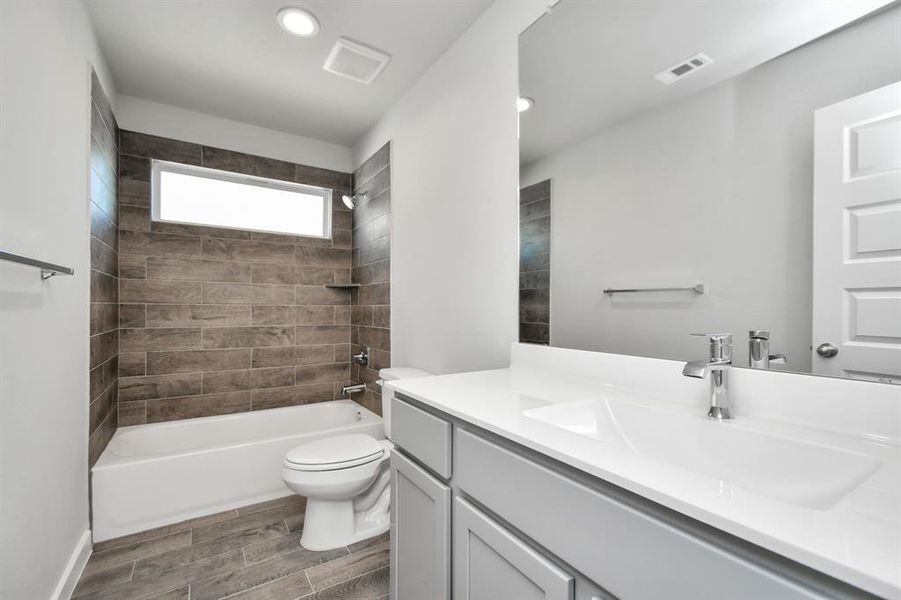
[{"left": 92, "top": 400, "right": 384, "bottom": 542}]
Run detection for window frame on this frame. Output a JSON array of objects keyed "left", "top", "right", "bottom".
[{"left": 150, "top": 159, "right": 333, "bottom": 240}]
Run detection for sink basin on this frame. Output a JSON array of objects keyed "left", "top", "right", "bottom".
[{"left": 524, "top": 398, "right": 882, "bottom": 509}]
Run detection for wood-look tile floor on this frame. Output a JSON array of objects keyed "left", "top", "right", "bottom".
[{"left": 73, "top": 496, "right": 389, "bottom": 600}]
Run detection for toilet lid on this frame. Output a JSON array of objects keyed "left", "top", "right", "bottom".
[{"left": 284, "top": 434, "right": 384, "bottom": 470}]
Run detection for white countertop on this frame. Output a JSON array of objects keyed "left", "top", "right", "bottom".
[{"left": 387, "top": 345, "right": 901, "bottom": 599}]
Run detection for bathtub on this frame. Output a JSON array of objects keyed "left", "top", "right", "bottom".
[{"left": 92, "top": 400, "right": 384, "bottom": 542}]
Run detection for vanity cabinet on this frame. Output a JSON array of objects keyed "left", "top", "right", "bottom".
[
  {"left": 390, "top": 396, "right": 453, "bottom": 478},
  {"left": 454, "top": 496, "right": 574, "bottom": 600},
  {"left": 390, "top": 447, "right": 451, "bottom": 600},
  {"left": 390, "top": 394, "right": 873, "bottom": 600},
  {"left": 454, "top": 429, "right": 831, "bottom": 600}
]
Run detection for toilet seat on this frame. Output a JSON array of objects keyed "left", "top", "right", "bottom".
[{"left": 284, "top": 434, "right": 385, "bottom": 472}]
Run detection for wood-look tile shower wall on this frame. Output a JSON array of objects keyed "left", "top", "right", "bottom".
[
  {"left": 116, "top": 131, "right": 355, "bottom": 424},
  {"left": 89, "top": 71, "right": 120, "bottom": 465},
  {"left": 350, "top": 143, "right": 391, "bottom": 414}
]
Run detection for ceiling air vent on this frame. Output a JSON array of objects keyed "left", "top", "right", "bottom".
[
  {"left": 654, "top": 53, "right": 713, "bottom": 85},
  {"left": 323, "top": 38, "right": 391, "bottom": 84}
]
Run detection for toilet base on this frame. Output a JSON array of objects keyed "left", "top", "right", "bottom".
[
  {"left": 304, "top": 520, "right": 389, "bottom": 552},
  {"left": 299, "top": 470, "right": 391, "bottom": 551}
]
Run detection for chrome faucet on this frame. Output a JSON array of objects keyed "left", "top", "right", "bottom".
[
  {"left": 682, "top": 333, "right": 733, "bottom": 420},
  {"left": 748, "top": 330, "right": 786, "bottom": 369},
  {"left": 352, "top": 347, "right": 370, "bottom": 367}
]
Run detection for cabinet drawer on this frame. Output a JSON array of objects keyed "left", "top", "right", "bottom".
[
  {"left": 455, "top": 428, "right": 828, "bottom": 600},
  {"left": 392, "top": 395, "right": 453, "bottom": 479},
  {"left": 455, "top": 496, "right": 574, "bottom": 600}
]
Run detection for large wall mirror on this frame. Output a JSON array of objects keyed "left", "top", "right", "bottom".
[{"left": 518, "top": 1, "right": 901, "bottom": 383}]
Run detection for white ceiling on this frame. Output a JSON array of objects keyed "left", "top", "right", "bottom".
[
  {"left": 519, "top": 0, "right": 894, "bottom": 165},
  {"left": 86, "top": 0, "right": 492, "bottom": 147}
]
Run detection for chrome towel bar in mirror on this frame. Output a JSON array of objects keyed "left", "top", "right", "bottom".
[{"left": 603, "top": 284, "right": 704, "bottom": 296}]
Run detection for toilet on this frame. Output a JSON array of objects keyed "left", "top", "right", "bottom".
[{"left": 282, "top": 367, "right": 431, "bottom": 551}]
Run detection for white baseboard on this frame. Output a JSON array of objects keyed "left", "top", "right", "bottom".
[{"left": 50, "top": 529, "right": 91, "bottom": 600}]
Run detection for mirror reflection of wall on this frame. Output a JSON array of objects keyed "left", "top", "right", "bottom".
[{"left": 519, "top": 1, "right": 901, "bottom": 381}]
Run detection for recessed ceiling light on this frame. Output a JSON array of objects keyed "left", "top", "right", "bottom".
[
  {"left": 277, "top": 7, "right": 320, "bottom": 37},
  {"left": 517, "top": 97, "right": 533, "bottom": 113}
]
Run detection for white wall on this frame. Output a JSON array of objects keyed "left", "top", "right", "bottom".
[
  {"left": 521, "top": 6, "right": 901, "bottom": 370},
  {"left": 117, "top": 95, "right": 353, "bottom": 173},
  {"left": 0, "top": 1, "right": 117, "bottom": 598},
  {"left": 354, "top": 0, "right": 551, "bottom": 375}
]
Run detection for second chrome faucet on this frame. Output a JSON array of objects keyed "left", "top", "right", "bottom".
[
  {"left": 748, "top": 330, "right": 786, "bottom": 369},
  {"left": 682, "top": 333, "right": 733, "bottom": 420}
]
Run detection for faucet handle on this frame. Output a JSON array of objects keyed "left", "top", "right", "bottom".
[
  {"left": 691, "top": 332, "right": 733, "bottom": 341},
  {"left": 769, "top": 353, "right": 787, "bottom": 365},
  {"left": 690, "top": 332, "right": 733, "bottom": 361}
]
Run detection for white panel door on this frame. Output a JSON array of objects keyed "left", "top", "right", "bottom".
[{"left": 812, "top": 81, "right": 901, "bottom": 382}]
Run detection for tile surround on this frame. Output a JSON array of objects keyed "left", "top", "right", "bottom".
[
  {"left": 351, "top": 143, "right": 392, "bottom": 414},
  {"left": 117, "top": 131, "right": 356, "bottom": 424},
  {"left": 89, "top": 70, "right": 119, "bottom": 467},
  {"left": 519, "top": 180, "right": 551, "bottom": 345}
]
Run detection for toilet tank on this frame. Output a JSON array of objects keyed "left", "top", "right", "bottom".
[{"left": 378, "top": 367, "right": 432, "bottom": 438}]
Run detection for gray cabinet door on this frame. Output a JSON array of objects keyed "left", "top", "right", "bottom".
[
  {"left": 390, "top": 449, "right": 451, "bottom": 600},
  {"left": 454, "top": 497, "right": 574, "bottom": 600}
]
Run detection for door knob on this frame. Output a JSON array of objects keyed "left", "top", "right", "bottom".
[{"left": 816, "top": 343, "right": 838, "bottom": 358}]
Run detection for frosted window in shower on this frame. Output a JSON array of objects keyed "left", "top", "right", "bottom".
[{"left": 151, "top": 160, "right": 332, "bottom": 238}]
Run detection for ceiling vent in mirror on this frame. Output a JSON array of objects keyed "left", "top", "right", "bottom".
[
  {"left": 323, "top": 38, "right": 391, "bottom": 84},
  {"left": 654, "top": 53, "right": 713, "bottom": 85}
]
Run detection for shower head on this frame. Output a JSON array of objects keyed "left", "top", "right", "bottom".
[{"left": 341, "top": 193, "right": 367, "bottom": 210}]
